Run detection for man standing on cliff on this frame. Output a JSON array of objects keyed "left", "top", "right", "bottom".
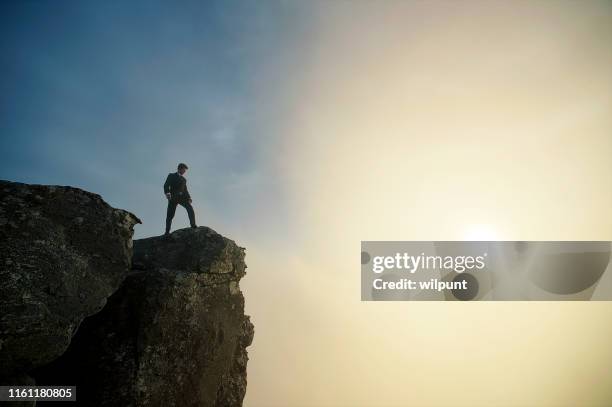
[{"left": 164, "top": 163, "right": 197, "bottom": 236}]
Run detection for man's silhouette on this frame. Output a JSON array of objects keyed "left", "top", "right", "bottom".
[{"left": 164, "top": 163, "right": 196, "bottom": 235}]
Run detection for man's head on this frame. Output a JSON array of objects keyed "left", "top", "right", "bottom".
[{"left": 177, "top": 163, "right": 188, "bottom": 175}]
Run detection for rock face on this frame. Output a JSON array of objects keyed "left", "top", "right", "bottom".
[
  {"left": 35, "top": 227, "right": 254, "bottom": 407},
  {"left": 0, "top": 181, "right": 253, "bottom": 406},
  {"left": 0, "top": 180, "right": 141, "bottom": 376}
]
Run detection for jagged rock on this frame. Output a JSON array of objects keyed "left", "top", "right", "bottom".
[
  {"left": 214, "top": 316, "right": 255, "bottom": 407},
  {"left": 35, "top": 227, "right": 254, "bottom": 407},
  {"left": 0, "top": 180, "right": 140, "bottom": 377}
]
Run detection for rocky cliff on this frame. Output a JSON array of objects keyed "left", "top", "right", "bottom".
[
  {"left": 0, "top": 181, "right": 141, "bottom": 376},
  {"left": 0, "top": 181, "right": 253, "bottom": 407}
]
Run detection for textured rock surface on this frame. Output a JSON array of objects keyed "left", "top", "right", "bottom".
[
  {"left": 0, "top": 180, "right": 140, "bottom": 376},
  {"left": 35, "top": 227, "right": 254, "bottom": 407}
]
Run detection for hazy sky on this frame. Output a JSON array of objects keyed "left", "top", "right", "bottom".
[
  {"left": 0, "top": 0, "right": 314, "bottom": 242},
  {"left": 2, "top": 1, "right": 612, "bottom": 406}
]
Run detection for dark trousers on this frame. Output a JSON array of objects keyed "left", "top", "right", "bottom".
[{"left": 166, "top": 198, "right": 196, "bottom": 233}]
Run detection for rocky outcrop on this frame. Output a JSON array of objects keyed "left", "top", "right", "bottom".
[
  {"left": 34, "top": 227, "right": 254, "bottom": 407},
  {"left": 0, "top": 181, "right": 253, "bottom": 406},
  {"left": 0, "top": 180, "right": 141, "bottom": 376}
]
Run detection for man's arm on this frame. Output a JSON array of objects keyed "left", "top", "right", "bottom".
[
  {"left": 163, "top": 174, "right": 172, "bottom": 198},
  {"left": 185, "top": 182, "right": 191, "bottom": 201}
]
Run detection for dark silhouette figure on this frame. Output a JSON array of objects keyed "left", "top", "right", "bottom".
[{"left": 164, "top": 163, "right": 196, "bottom": 235}]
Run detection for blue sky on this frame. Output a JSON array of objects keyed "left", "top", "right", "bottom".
[{"left": 0, "top": 0, "right": 314, "bottom": 239}]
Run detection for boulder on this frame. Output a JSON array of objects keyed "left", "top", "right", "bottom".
[
  {"left": 0, "top": 180, "right": 140, "bottom": 377},
  {"left": 35, "top": 227, "right": 254, "bottom": 407}
]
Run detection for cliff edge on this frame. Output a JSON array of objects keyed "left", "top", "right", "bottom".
[{"left": 0, "top": 181, "right": 254, "bottom": 407}]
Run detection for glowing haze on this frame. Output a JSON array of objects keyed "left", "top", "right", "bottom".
[{"left": 245, "top": 1, "right": 612, "bottom": 406}]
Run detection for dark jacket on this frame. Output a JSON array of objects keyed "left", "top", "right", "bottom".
[{"left": 164, "top": 172, "right": 191, "bottom": 200}]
